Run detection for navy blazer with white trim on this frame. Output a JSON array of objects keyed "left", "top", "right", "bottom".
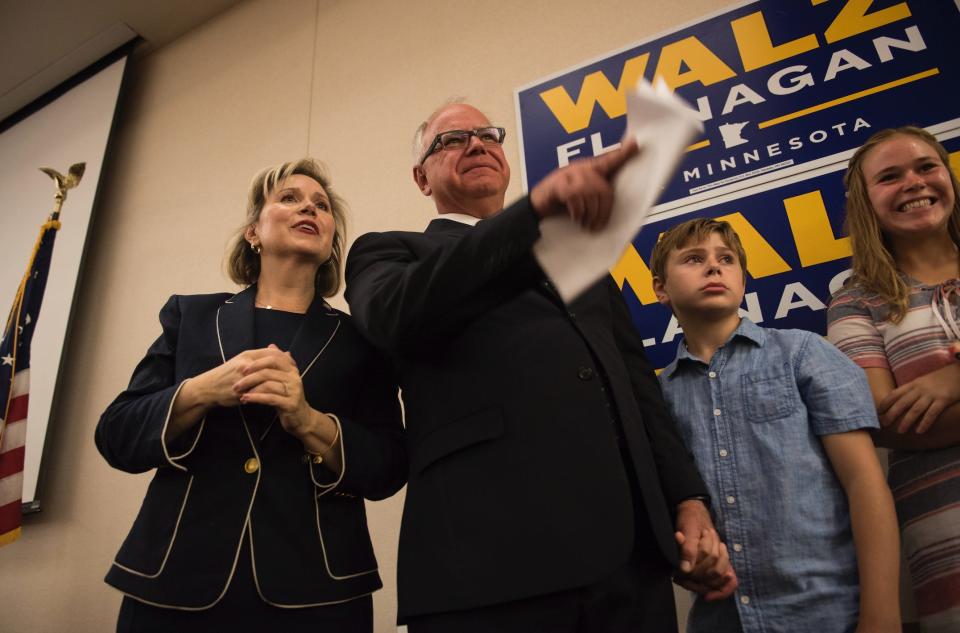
[{"left": 96, "top": 286, "right": 406, "bottom": 609}]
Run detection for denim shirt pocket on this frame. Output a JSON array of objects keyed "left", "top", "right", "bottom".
[{"left": 741, "top": 364, "right": 797, "bottom": 422}]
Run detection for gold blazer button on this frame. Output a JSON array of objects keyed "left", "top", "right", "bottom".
[{"left": 244, "top": 457, "right": 259, "bottom": 474}]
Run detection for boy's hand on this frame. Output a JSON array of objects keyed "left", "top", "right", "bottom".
[
  {"left": 674, "top": 499, "right": 715, "bottom": 573},
  {"left": 673, "top": 500, "right": 738, "bottom": 600},
  {"left": 673, "top": 528, "right": 738, "bottom": 600}
]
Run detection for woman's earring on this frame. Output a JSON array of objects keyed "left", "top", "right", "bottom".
[{"left": 249, "top": 242, "right": 261, "bottom": 255}]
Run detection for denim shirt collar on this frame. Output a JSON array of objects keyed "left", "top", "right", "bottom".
[{"left": 663, "top": 318, "right": 766, "bottom": 378}]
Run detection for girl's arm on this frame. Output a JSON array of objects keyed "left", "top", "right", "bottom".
[{"left": 865, "top": 367, "right": 960, "bottom": 450}]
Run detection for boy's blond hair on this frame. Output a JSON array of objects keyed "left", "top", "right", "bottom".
[{"left": 650, "top": 217, "right": 748, "bottom": 281}]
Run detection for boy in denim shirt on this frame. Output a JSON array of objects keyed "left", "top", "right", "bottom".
[{"left": 650, "top": 218, "right": 899, "bottom": 633}]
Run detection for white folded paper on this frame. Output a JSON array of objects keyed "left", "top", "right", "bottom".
[{"left": 532, "top": 78, "right": 705, "bottom": 303}]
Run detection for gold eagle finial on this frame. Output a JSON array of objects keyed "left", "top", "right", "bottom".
[{"left": 39, "top": 162, "right": 85, "bottom": 219}]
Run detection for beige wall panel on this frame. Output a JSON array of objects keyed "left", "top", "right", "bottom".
[
  {"left": 0, "top": 0, "right": 736, "bottom": 631},
  {"left": 310, "top": 0, "right": 727, "bottom": 249},
  {"left": 310, "top": 1, "right": 725, "bottom": 630},
  {"left": 0, "top": 0, "right": 316, "bottom": 631}
]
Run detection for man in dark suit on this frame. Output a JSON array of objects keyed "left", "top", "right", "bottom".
[{"left": 345, "top": 102, "right": 735, "bottom": 632}]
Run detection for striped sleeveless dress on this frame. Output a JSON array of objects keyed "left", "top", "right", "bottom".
[{"left": 828, "top": 275, "right": 960, "bottom": 632}]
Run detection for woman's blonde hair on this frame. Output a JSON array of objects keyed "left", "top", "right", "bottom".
[
  {"left": 843, "top": 126, "right": 960, "bottom": 323},
  {"left": 226, "top": 158, "right": 347, "bottom": 297}
]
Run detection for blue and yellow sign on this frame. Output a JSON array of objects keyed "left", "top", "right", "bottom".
[
  {"left": 515, "top": 0, "right": 960, "bottom": 364},
  {"left": 620, "top": 134, "right": 958, "bottom": 366}
]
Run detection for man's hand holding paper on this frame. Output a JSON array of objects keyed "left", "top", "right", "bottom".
[
  {"left": 532, "top": 78, "right": 705, "bottom": 302},
  {"left": 529, "top": 139, "right": 638, "bottom": 231}
]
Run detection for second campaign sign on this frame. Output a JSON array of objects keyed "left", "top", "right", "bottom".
[
  {"left": 515, "top": 0, "right": 960, "bottom": 365},
  {"left": 516, "top": 0, "right": 959, "bottom": 204}
]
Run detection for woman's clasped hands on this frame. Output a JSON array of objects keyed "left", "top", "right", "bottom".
[
  {"left": 232, "top": 344, "right": 313, "bottom": 435},
  {"left": 182, "top": 344, "right": 339, "bottom": 459}
]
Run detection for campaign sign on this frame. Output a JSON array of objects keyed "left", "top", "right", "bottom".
[
  {"left": 616, "top": 136, "right": 960, "bottom": 369},
  {"left": 515, "top": 0, "right": 960, "bottom": 208}
]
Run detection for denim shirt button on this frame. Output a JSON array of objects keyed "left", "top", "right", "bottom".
[
  {"left": 713, "top": 408, "right": 721, "bottom": 416},
  {"left": 708, "top": 371, "right": 717, "bottom": 378},
  {"left": 726, "top": 495, "right": 736, "bottom": 504},
  {"left": 719, "top": 449, "right": 729, "bottom": 457},
  {"left": 740, "top": 595, "right": 750, "bottom": 605},
  {"left": 733, "top": 543, "right": 743, "bottom": 552}
]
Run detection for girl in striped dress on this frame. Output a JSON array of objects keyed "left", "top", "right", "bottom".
[{"left": 827, "top": 126, "right": 960, "bottom": 632}]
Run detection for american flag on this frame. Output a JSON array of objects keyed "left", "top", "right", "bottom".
[{"left": 0, "top": 217, "right": 60, "bottom": 546}]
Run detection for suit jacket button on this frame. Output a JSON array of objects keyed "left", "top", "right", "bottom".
[
  {"left": 578, "top": 367, "right": 594, "bottom": 380},
  {"left": 244, "top": 457, "right": 260, "bottom": 474}
]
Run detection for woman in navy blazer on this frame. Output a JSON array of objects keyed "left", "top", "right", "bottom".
[{"left": 96, "top": 159, "right": 406, "bottom": 632}]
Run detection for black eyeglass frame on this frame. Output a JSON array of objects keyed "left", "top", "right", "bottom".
[{"left": 418, "top": 127, "right": 507, "bottom": 166}]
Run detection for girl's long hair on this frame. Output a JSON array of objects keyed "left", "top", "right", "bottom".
[{"left": 843, "top": 126, "right": 960, "bottom": 323}]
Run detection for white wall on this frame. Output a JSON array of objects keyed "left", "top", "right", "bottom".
[{"left": 0, "top": 0, "right": 735, "bottom": 630}]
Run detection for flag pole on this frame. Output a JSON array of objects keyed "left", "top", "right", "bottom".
[
  {"left": 1, "top": 164, "right": 86, "bottom": 352},
  {"left": 0, "top": 163, "right": 84, "bottom": 546}
]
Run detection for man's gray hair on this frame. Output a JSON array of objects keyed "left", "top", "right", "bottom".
[{"left": 412, "top": 96, "right": 467, "bottom": 165}]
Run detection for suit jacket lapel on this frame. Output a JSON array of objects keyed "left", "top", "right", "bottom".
[
  {"left": 287, "top": 295, "right": 341, "bottom": 381},
  {"left": 215, "top": 286, "right": 340, "bottom": 445},
  {"left": 215, "top": 285, "right": 340, "bottom": 375},
  {"left": 216, "top": 285, "right": 257, "bottom": 363},
  {"left": 214, "top": 285, "right": 261, "bottom": 445},
  {"left": 428, "top": 216, "right": 566, "bottom": 310},
  {"left": 538, "top": 277, "right": 566, "bottom": 308},
  {"left": 425, "top": 218, "right": 472, "bottom": 237}
]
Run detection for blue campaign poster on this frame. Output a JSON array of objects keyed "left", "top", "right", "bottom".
[
  {"left": 623, "top": 132, "right": 959, "bottom": 367},
  {"left": 514, "top": 0, "right": 960, "bottom": 364}
]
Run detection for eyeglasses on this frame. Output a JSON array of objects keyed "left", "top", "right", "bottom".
[{"left": 419, "top": 127, "right": 506, "bottom": 165}]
